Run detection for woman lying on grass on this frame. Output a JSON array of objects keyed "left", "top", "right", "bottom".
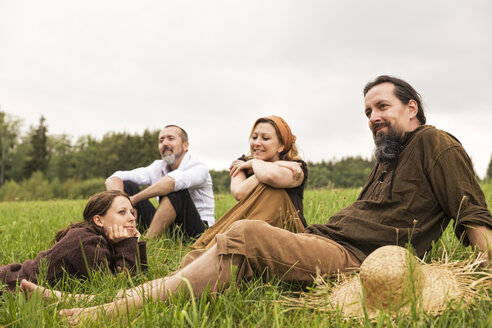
[{"left": 0, "top": 190, "right": 147, "bottom": 292}]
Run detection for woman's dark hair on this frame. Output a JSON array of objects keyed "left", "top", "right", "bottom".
[
  {"left": 51, "top": 190, "right": 131, "bottom": 244},
  {"left": 363, "top": 75, "right": 426, "bottom": 125}
]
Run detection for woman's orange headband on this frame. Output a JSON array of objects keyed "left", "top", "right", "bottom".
[{"left": 254, "top": 115, "right": 296, "bottom": 154}]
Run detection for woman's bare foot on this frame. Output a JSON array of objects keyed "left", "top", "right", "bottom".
[
  {"left": 20, "top": 279, "right": 96, "bottom": 302},
  {"left": 21, "top": 279, "right": 61, "bottom": 301}
]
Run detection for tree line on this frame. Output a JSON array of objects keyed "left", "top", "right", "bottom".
[{"left": 1, "top": 111, "right": 491, "bottom": 200}]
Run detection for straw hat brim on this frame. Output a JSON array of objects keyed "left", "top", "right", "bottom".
[
  {"left": 327, "top": 263, "right": 462, "bottom": 317},
  {"left": 286, "top": 246, "right": 492, "bottom": 319}
]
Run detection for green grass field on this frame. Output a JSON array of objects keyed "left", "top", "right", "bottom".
[{"left": 0, "top": 184, "right": 491, "bottom": 327}]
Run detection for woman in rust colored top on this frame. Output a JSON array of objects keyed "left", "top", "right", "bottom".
[
  {"left": 0, "top": 191, "right": 147, "bottom": 292},
  {"left": 181, "top": 116, "right": 307, "bottom": 267}
]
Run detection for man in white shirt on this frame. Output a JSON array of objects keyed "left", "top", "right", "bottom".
[{"left": 105, "top": 125, "right": 215, "bottom": 239}]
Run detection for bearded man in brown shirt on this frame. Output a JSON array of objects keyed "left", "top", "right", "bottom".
[{"left": 24, "top": 75, "right": 492, "bottom": 322}]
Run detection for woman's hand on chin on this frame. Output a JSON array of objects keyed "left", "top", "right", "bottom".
[{"left": 106, "top": 224, "right": 131, "bottom": 243}]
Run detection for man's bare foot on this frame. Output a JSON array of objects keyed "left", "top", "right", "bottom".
[
  {"left": 60, "top": 304, "right": 110, "bottom": 326},
  {"left": 60, "top": 308, "right": 83, "bottom": 326},
  {"left": 20, "top": 279, "right": 95, "bottom": 302}
]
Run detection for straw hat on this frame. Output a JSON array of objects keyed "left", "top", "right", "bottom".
[{"left": 290, "top": 245, "right": 491, "bottom": 318}]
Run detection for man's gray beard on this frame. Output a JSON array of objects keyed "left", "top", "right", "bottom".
[
  {"left": 162, "top": 151, "right": 183, "bottom": 165},
  {"left": 373, "top": 131, "right": 402, "bottom": 163}
]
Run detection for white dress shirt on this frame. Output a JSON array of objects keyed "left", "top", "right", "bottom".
[{"left": 107, "top": 152, "right": 215, "bottom": 226}]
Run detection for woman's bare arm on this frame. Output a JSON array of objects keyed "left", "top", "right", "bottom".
[
  {"left": 229, "top": 160, "right": 259, "bottom": 201},
  {"left": 251, "top": 159, "right": 303, "bottom": 189}
]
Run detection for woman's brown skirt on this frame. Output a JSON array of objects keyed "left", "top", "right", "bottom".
[{"left": 180, "top": 183, "right": 305, "bottom": 267}]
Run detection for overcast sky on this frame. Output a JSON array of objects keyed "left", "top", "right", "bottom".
[{"left": 1, "top": 0, "right": 491, "bottom": 178}]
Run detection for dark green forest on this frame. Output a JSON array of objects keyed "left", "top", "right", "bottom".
[{"left": 1, "top": 112, "right": 491, "bottom": 201}]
